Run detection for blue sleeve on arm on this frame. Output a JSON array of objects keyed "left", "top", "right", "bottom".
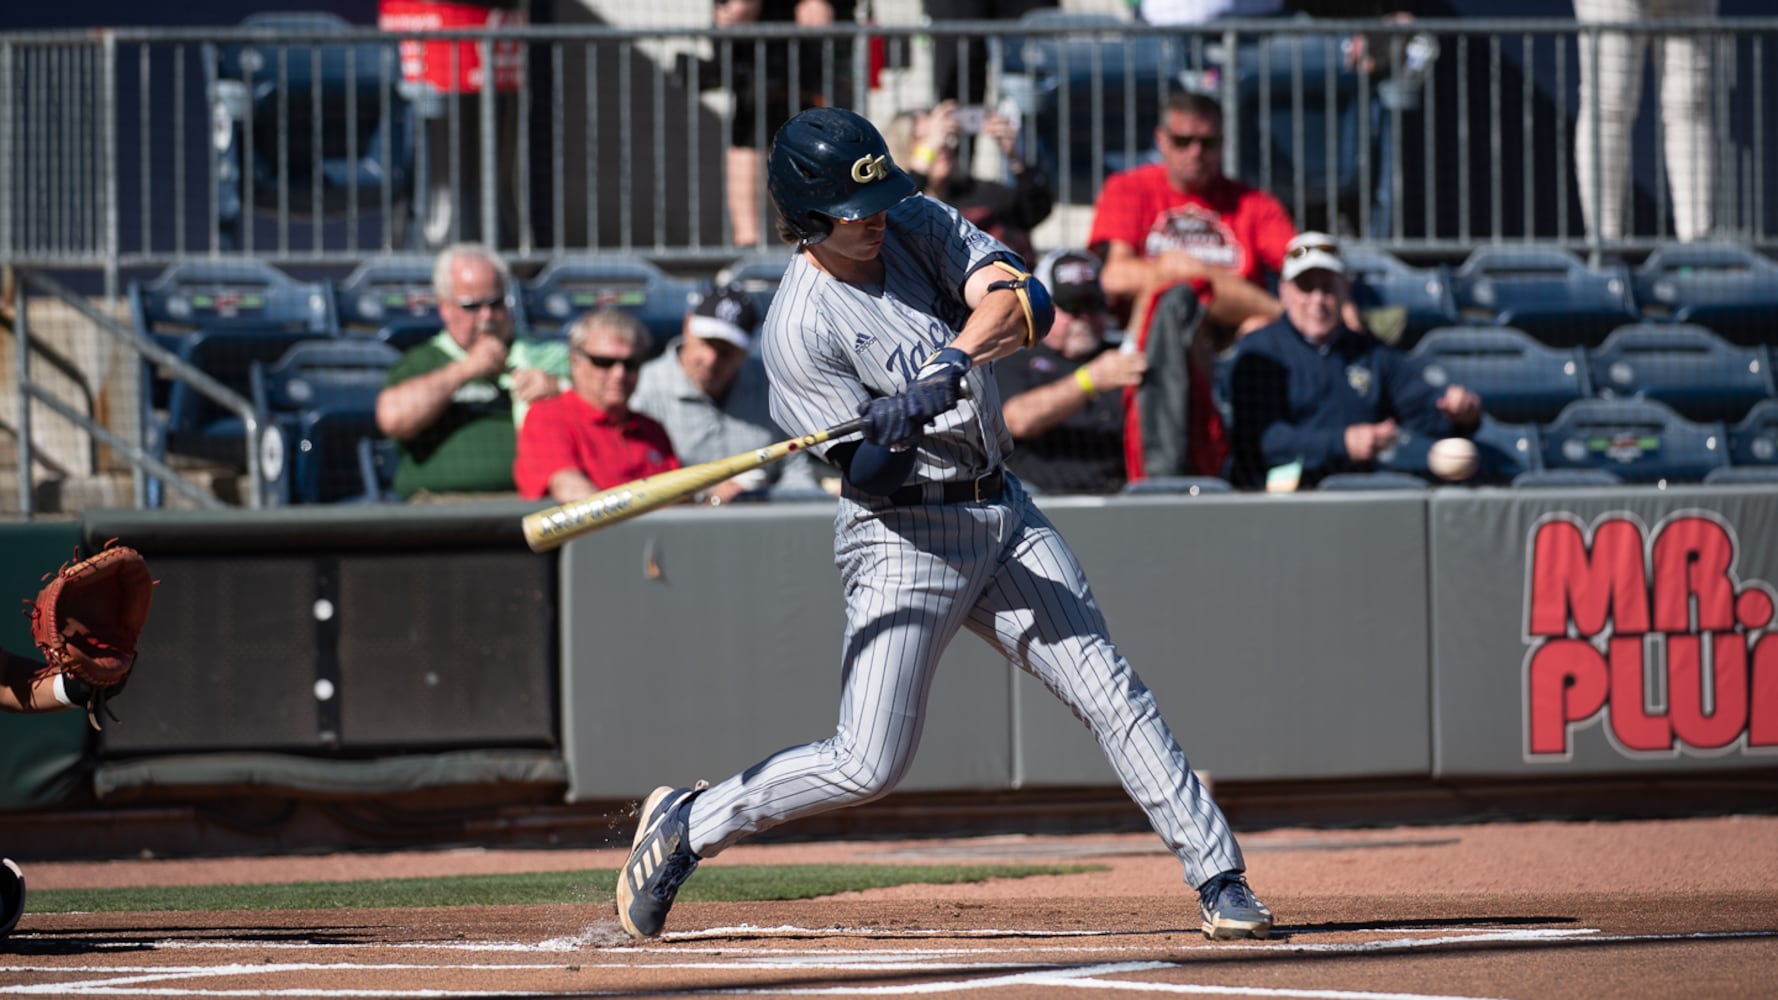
[{"left": 832, "top": 441, "right": 918, "bottom": 496}]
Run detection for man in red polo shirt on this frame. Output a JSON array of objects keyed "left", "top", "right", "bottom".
[
  {"left": 1087, "top": 89, "right": 1297, "bottom": 482},
  {"left": 514, "top": 309, "right": 680, "bottom": 503}
]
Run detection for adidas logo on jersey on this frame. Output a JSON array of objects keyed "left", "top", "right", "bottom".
[{"left": 853, "top": 332, "right": 875, "bottom": 352}]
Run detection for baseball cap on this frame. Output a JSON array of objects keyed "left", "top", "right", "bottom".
[
  {"left": 1034, "top": 248, "right": 1106, "bottom": 315},
  {"left": 686, "top": 284, "right": 760, "bottom": 349},
  {"left": 1281, "top": 231, "right": 1345, "bottom": 283}
]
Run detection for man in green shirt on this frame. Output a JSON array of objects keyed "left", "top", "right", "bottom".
[{"left": 375, "top": 243, "right": 569, "bottom": 498}]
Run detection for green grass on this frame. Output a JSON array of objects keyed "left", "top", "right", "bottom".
[{"left": 30, "top": 863, "right": 1101, "bottom": 914}]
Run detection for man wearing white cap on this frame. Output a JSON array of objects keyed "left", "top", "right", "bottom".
[
  {"left": 1227, "top": 232, "right": 1482, "bottom": 489},
  {"left": 632, "top": 284, "right": 821, "bottom": 504}
]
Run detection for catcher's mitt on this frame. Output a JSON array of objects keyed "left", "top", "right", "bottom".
[{"left": 27, "top": 542, "right": 155, "bottom": 723}]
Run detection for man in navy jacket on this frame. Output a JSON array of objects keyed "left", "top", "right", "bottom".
[{"left": 1228, "top": 233, "right": 1481, "bottom": 489}]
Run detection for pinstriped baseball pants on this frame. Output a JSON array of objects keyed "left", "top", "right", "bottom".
[{"left": 685, "top": 476, "right": 1245, "bottom": 889}]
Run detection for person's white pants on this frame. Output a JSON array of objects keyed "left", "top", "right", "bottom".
[{"left": 1574, "top": 0, "right": 1718, "bottom": 242}]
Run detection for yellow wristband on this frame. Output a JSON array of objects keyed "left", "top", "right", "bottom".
[
  {"left": 1074, "top": 366, "right": 1097, "bottom": 399},
  {"left": 912, "top": 144, "right": 938, "bottom": 169}
]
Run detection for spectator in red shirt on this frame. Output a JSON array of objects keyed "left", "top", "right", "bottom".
[
  {"left": 1089, "top": 89, "right": 1295, "bottom": 340},
  {"left": 1087, "top": 90, "right": 1298, "bottom": 483},
  {"left": 514, "top": 309, "right": 681, "bottom": 503}
]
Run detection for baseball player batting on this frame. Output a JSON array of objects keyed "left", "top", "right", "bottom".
[{"left": 615, "top": 107, "right": 1272, "bottom": 942}]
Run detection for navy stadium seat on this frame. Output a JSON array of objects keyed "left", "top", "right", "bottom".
[
  {"left": 1344, "top": 246, "right": 1458, "bottom": 350},
  {"left": 1538, "top": 397, "right": 1727, "bottom": 484},
  {"left": 522, "top": 255, "right": 707, "bottom": 355},
  {"left": 1632, "top": 242, "right": 1778, "bottom": 347},
  {"left": 714, "top": 250, "right": 797, "bottom": 336},
  {"left": 1316, "top": 470, "right": 1429, "bottom": 491},
  {"left": 1119, "top": 476, "right": 1233, "bottom": 496},
  {"left": 129, "top": 260, "right": 336, "bottom": 505},
  {"left": 1587, "top": 323, "right": 1774, "bottom": 424},
  {"left": 1727, "top": 399, "right": 1778, "bottom": 469},
  {"left": 1511, "top": 467, "right": 1625, "bottom": 488},
  {"left": 1411, "top": 325, "right": 1591, "bottom": 425},
  {"left": 1373, "top": 417, "right": 1537, "bottom": 486},
  {"left": 1703, "top": 466, "right": 1778, "bottom": 485},
  {"left": 250, "top": 339, "right": 401, "bottom": 504},
  {"left": 1449, "top": 246, "right": 1638, "bottom": 348},
  {"left": 207, "top": 12, "right": 425, "bottom": 251}
]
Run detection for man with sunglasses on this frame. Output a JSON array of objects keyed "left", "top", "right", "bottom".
[
  {"left": 376, "top": 243, "right": 570, "bottom": 499},
  {"left": 1087, "top": 90, "right": 1297, "bottom": 486},
  {"left": 1227, "top": 232, "right": 1482, "bottom": 490},
  {"left": 513, "top": 309, "right": 680, "bottom": 504},
  {"left": 1089, "top": 91, "right": 1294, "bottom": 340},
  {"left": 996, "top": 249, "right": 1147, "bottom": 494}
]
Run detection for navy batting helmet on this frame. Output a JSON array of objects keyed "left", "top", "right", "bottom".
[{"left": 768, "top": 107, "right": 917, "bottom": 246}]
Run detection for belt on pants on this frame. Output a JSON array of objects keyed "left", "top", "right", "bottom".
[{"left": 886, "top": 468, "right": 1005, "bottom": 506}]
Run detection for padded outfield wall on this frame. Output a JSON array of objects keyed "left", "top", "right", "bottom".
[{"left": 2, "top": 488, "right": 1771, "bottom": 818}]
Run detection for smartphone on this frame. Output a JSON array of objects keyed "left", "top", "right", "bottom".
[{"left": 953, "top": 104, "right": 988, "bottom": 134}]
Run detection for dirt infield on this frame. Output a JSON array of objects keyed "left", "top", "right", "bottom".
[{"left": 6, "top": 815, "right": 1778, "bottom": 998}]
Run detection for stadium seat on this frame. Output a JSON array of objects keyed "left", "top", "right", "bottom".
[
  {"left": 1587, "top": 323, "right": 1774, "bottom": 423},
  {"left": 998, "top": 12, "right": 1193, "bottom": 203},
  {"left": 1119, "top": 476, "right": 1233, "bottom": 496},
  {"left": 1632, "top": 242, "right": 1778, "bottom": 347},
  {"left": 250, "top": 339, "right": 402, "bottom": 504},
  {"left": 714, "top": 250, "right": 797, "bottom": 335},
  {"left": 1316, "top": 470, "right": 1429, "bottom": 491},
  {"left": 1727, "top": 399, "right": 1778, "bottom": 469},
  {"left": 1449, "top": 245, "right": 1638, "bottom": 348},
  {"left": 522, "top": 255, "right": 708, "bottom": 355},
  {"left": 1538, "top": 398, "right": 1728, "bottom": 484},
  {"left": 129, "top": 259, "right": 337, "bottom": 505},
  {"left": 1703, "top": 466, "right": 1778, "bottom": 485},
  {"left": 333, "top": 254, "right": 443, "bottom": 351},
  {"left": 356, "top": 436, "right": 402, "bottom": 503},
  {"left": 1511, "top": 467, "right": 1625, "bottom": 488},
  {"left": 1344, "top": 246, "right": 1458, "bottom": 350},
  {"left": 1374, "top": 418, "right": 1536, "bottom": 486},
  {"left": 206, "top": 12, "right": 426, "bottom": 251},
  {"left": 1411, "top": 325, "right": 1591, "bottom": 425}
]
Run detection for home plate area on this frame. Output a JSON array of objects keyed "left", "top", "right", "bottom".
[{"left": 4, "top": 896, "right": 1774, "bottom": 999}]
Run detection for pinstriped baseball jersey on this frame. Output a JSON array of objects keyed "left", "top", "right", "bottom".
[
  {"left": 684, "top": 193, "right": 1248, "bottom": 891},
  {"left": 762, "top": 196, "right": 1013, "bottom": 484}
]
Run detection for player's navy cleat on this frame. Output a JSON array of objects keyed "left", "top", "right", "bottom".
[
  {"left": 616, "top": 783, "right": 707, "bottom": 939},
  {"left": 1198, "top": 871, "right": 1272, "bottom": 940},
  {"left": 0, "top": 858, "right": 24, "bottom": 940}
]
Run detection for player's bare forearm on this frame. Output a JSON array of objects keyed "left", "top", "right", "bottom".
[{"left": 955, "top": 265, "right": 1035, "bottom": 364}]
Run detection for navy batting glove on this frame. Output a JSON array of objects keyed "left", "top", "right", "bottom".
[
  {"left": 916, "top": 347, "right": 972, "bottom": 385},
  {"left": 858, "top": 395, "right": 921, "bottom": 449}
]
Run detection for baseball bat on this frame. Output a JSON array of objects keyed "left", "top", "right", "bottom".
[{"left": 521, "top": 417, "right": 862, "bottom": 552}]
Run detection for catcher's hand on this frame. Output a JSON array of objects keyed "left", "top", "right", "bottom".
[{"left": 27, "top": 542, "right": 155, "bottom": 728}]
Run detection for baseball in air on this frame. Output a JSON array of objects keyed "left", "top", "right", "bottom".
[{"left": 1428, "top": 437, "right": 1479, "bottom": 481}]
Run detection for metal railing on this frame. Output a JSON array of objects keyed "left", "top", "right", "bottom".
[
  {"left": 5, "top": 16, "right": 1773, "bottom": 513},
  {"left": 14, "top": 270, "right": 265, "bottom": 513},
  {"left": 2, "top": 17, "right": 1772, "bottom": 283}
]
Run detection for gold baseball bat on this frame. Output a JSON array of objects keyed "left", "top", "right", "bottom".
[{"left": 521, "top": 416, "right": 863, "bottom": 552}]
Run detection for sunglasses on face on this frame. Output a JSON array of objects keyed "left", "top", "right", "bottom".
[
  {"left": 454, "top": 293, "right": 511, "bottom": 312},
  {"left": 1286, "top": 242, "right": 1340, "bottom": 260},
  {"left": 1164, "top": 132, "right": 1222, "bottom": 151},
  {"left": 577, "top": 350, "right": 643, "bottom": 372}
]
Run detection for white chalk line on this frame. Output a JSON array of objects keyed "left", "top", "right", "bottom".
[{"left": 4, "top": 927, "right": 1772, "bottom": 998}]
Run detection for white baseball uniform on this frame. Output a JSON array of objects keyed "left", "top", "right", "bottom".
[{"left": 682, "top": 195, "right": 1246, "bottom": 889}]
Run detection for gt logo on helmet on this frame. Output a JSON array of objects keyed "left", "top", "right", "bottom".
[{"left": 851, "top": 154, "right": 891, "bottom": 184}]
